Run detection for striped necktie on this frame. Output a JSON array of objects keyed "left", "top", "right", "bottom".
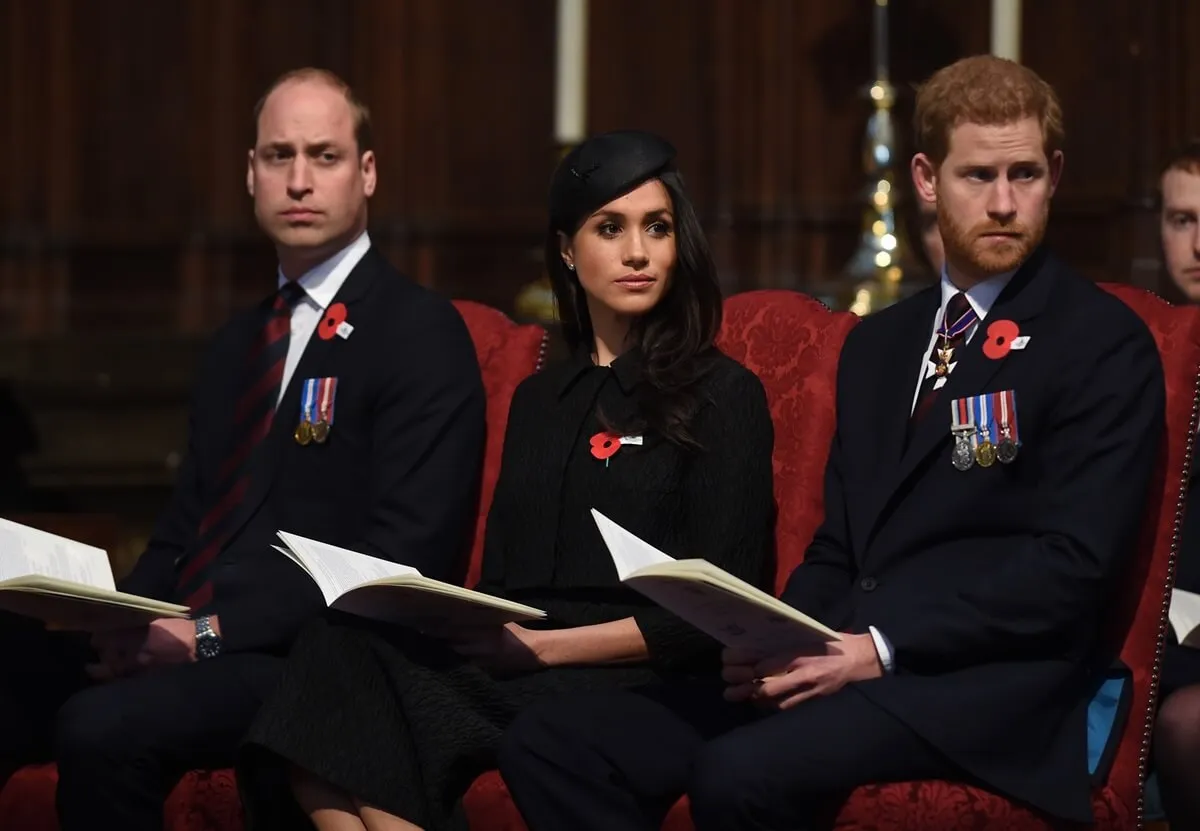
[
  {"left": 911, "top": 292, "right": 976, "bottom": 426},
  {"left": 175, "top": 281, "right": 307, "bottom": 610}
]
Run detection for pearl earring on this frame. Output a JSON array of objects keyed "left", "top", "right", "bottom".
[{"left": 567, "top": 263, "right": 575, "bottom": 271}]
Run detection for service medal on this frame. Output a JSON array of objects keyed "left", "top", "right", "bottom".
[
  {"left": 952, "top": 434, "right": 975, "bottom": 471},
  {"left": 996, "top": 437, "right": 1018, "bottom": 464},
  {"left": 311, "top": 420, "right": 330, "bottom": 444},
  {"left": 975, "top": 440, "right": 996, "bottom": 467},
  {"left": 294, "top": 421, "right": 313, "bottom": 446}
]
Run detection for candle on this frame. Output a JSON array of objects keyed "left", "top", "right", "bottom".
[
  {"left": 555, "top": 0, "right": 587, "bottom": 145},
  {"left": 872, "top": 0, "right": 889, "bottom": 83},
  {"left": 990, "top": 0, "right": 1022, "bottom": 62}
]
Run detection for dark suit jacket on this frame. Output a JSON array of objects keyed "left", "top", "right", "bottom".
[
  {"left": 120, "top": 246, "right": 486, "bottom": 655},
  {"left": 782, "top": 248, "right": 1165, "bottom": 821}
]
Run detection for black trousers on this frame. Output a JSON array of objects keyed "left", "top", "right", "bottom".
[
  {"left": 0, "top": 612, "right": 282, "bottom": 831},
  {"left": 498, "top": 680, "right": 959, "bottom": 831}
]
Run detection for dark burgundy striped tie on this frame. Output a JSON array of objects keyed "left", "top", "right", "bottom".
[
  {"left": 176, "top": 281, "right": 306, "bottom": 611},
  {"left": 909, "top": 292, "right": 975, "bottom": 431}
]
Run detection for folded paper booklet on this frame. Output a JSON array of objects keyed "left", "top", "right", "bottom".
[
  {"left": 1170, "top": 588, "right": 1200, "bottom": 648},
  {"left": 0, "top": 518, "right": 190, "bottom": 630},
  {"left": 273, "top": 531, "right": 546, "bottom": 626},
  {"left": 590, "top": 509, "right": 841, "bottom": 651}
]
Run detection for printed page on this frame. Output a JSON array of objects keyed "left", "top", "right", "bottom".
[
  {"left": 275, "top": 532, "right": 420, "bottom": 605},
  {"left": 1171, "top": 588, "right": 1200, "bottom": 648},
  {"left": 590, "top": 509, "right": 676, "bottom": 580},
  {"left": 626, "top": 574, "right": 838, "bottom": 652},
  {"left": 0, "top": 519, "right": 114, "bottom": 590}
]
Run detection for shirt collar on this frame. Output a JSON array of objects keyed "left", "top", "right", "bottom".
[
  {"left": 939, "top": 264, "right": 1015, "bottom": 322},
  {"left": 555, "top": 347, "right": 643, "bottom": 399},
  {"left": 277, "top": 231, "right": 371, "bottom": 309}
]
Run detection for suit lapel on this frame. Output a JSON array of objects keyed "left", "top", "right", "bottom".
[
  {"left": 864, "top": 248, "right": 1056, "bottom": 541},
  {"left": 877, "top": 288, "right": 942, "bottom": 467},
  {"left": 223, "top": 247, "right": 383, "bottom": 546},
  {"left": 850, "top": 288, "right": 939, "bottom": 544}
]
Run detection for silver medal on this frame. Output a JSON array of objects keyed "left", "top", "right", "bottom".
[{"left": 952, "top": 432, "right": 975, "bottom": 471}]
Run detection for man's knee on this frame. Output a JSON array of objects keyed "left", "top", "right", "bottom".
[
  {"left": 689, "top": 733, "right": 763, "bottom": 820},
  {"left": 54, "top": 684, "right": 141, "bottom": 768},
  {"left": 499, "top": 694, "right": 593, "bottom": 778}
]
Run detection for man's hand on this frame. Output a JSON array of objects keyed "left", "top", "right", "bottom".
[
  {"left": 87, "top": 618, "right": 198, "bottom": 681},
  {"left": 722, "top": 633, "right": 883, "bottom": 710},
  {"left": 444, "top": 623, "right": 548, "bottom": 672},
  {"left": 88, "top": 627, "right": 148, "bottom": 681},
  {"left": 135, "top": 618, "right": 198, "bottom": 668}
]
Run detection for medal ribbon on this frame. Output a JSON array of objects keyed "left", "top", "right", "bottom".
[
  {"left": 937, "top": 303, "right": 979, "bottom": 341},
  {"left": 300, "top": 378, "right": 318, "bottom": 425},
  {"left": 972, "top": 393, "right": 997, "bottom": 448},
  {"left": 318, "top": 377, "right": 338, "bottom": 424},
  {"left": 1003, "top": 389, "right": 1019, "bottom": 445},
  {"left": 950, "top": 397, "right": 975, "bottom": 433}
]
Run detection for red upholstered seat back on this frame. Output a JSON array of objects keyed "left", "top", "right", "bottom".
[
  {"left": 1091, "top": 284, "right": 1200, "bottom": 814},
  {"left": 716, "top": 290, "right": 860, "bottom": 594},
  {"left": 450, "top": 300, "right": 547, "bottom": 589}
]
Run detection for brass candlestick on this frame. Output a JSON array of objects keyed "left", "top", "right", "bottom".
[
  {"left": 514, "top": 142, "right": 576, "bottom": 324},
  {"left": 842, "top": 0, "right": 915, "bottom": 316}
]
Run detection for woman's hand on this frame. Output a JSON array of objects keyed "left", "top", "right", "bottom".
[{"left": 444, "top": 623, "right": 549, "bottom": 672}]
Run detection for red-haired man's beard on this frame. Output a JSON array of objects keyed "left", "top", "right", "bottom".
[{"left": 937, "top": 202, "right": 1047, "bottom": 278}]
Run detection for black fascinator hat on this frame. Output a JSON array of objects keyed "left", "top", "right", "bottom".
[{"left": 548, "top": 130, "right": 677, "bottom": 234}]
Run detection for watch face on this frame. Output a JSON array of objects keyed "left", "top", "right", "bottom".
[{"left": 195, "top": 617, "right": 222, "bottom": 659}]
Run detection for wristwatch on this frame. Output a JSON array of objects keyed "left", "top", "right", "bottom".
[{"left": 194, "top": 615, "right": 223, "bottom": 659}]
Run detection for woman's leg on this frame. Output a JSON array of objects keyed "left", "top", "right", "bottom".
[
  {"left": 1154, "top": 683, "right": 1200, "bottom": 827},
  {"left": 290, "top": 765, "right": 367, "bottom": 831},
  {"left": 356, "top": 801, "right": 424, "bottom": 831}
]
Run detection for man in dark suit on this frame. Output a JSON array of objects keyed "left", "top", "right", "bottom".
[
  {"left": 0, "top": 67, "right": 485, "bottom": 830},
  {"left": 497, "top": 56, "right": 1165, "bottom": 830},
  {"left": 1151, "top": 138, "right": 1200, "bottom": 827}
]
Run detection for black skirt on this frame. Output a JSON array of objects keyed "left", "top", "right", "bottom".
[{"left": 237, "top": 604, "right": 670, "bottom": 831}]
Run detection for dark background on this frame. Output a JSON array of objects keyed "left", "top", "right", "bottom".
[{"left": 1, "top": 0, "right": 1197, "bottom": 571}]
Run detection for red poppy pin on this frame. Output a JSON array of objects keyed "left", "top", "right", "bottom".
[
  {"left": 982, "top": 319, "right": 1020, "bottom": 360},
  {"left": 318, "top": 303, "right": 349, "bottom": 341},
  {"left": 589, "top": 432, "right": 621, "bottom": 466}
]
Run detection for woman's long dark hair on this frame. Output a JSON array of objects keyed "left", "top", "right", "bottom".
[{"left": 546, "top": 170, "right": 723, "bottom": 448}]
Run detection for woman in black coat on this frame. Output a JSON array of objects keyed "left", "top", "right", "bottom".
[{"left": 235, "top": 130, "right": 778, "bottom": 831}]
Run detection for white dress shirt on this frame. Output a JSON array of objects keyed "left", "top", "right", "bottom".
[
  {"left": 276, "top": 231, "right": 371, "bottom": 406},
  {"left": 872, "top": 265, "right": 1015, "bottom": 673},
  {"left": 908, "top": 267, "right": 1016, "bottom": 414}
]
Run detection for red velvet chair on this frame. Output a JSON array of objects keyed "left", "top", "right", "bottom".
[
  {"left": 462, "top": 289, "right": 862, "bottom": 828},
  {"left": 0, "top": 299, "right": 548, "bottom": 831}
]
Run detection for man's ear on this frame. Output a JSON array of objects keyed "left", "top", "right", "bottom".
[
  {"left": 246, "top": 149, "right": 256, "bottom": 197},
  {"left": 1047, "top": 149, "right": 1064, "bottom": 198},
  {"left": 911, "top": 153, "right": 938, "bottom": 206},
  {"left": 361, "top": 150, "right": 377, "bottom": 198}
]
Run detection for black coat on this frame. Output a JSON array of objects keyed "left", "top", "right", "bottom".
[
  {"left": 120, "top": 247, "right": 487, "bottom": 655},
  {"left": 478, "top": 349, "right": 778, "bottom": 672},
  {"left": 783, "top": 248, "right": 1165, "bottom": 821}
]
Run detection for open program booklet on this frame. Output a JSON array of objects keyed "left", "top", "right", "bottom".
[
  {"left": 1171, "top": 588, "right": 1200, "bottom": 648},
  {"left": 0, "top": 518, "right": 190, "bottom": 630},
  {"left": 590, "top": 509, "right": 841, "bottom": 652},
  {"left": 273, "top": 532, "right": 546, "bottom": 626}
]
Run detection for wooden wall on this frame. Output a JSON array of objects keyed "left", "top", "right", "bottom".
[{"left": 0, "top": 0, "right": 1197, "bottom": 558}]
